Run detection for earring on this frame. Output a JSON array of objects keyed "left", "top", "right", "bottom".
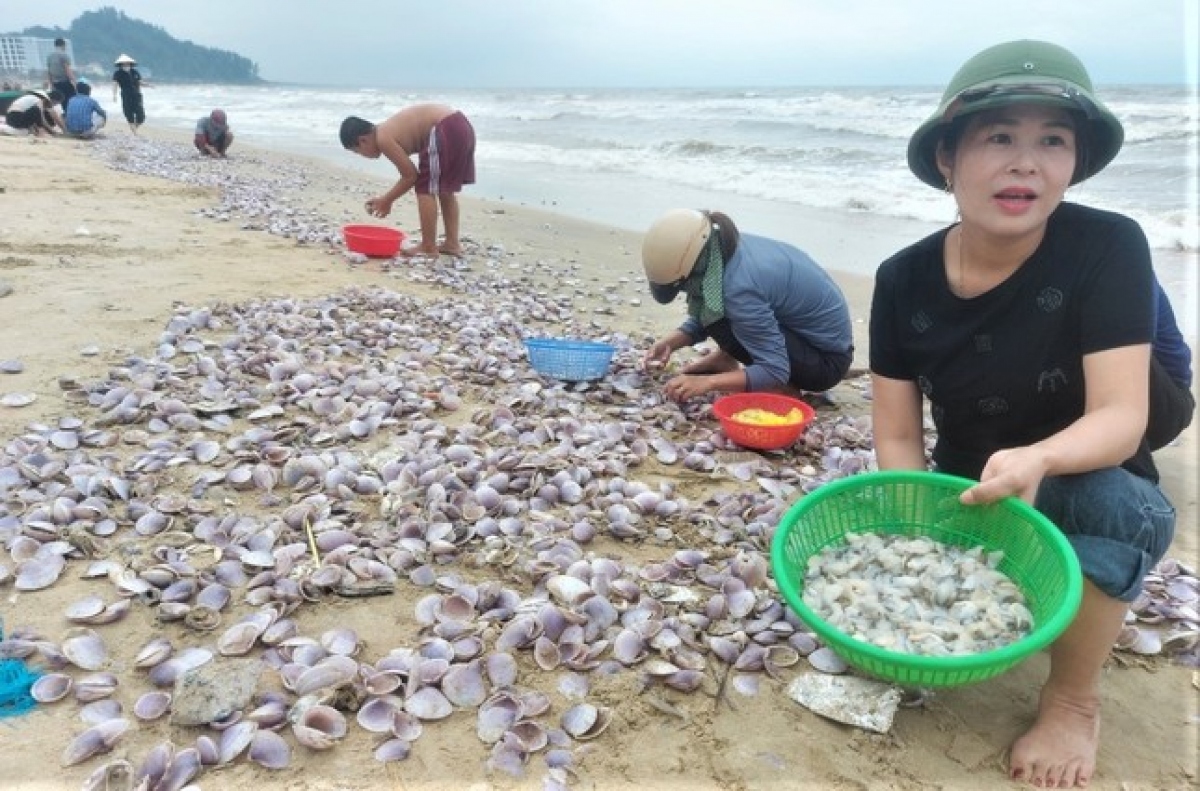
[{"left": 944, "top": 179, "right": 954, "bottom": 194}]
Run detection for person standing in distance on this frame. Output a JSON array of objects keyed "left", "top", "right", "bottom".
[
  {"left": 111, "top": 54, "right": 149, "bottom": 134},
  {"left": 46, "top": 38, "right": 76, "bottom": 109}
]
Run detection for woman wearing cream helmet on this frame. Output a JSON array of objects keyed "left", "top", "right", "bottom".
[
  {"left": 869, "top": 40, "right": 1188, "bottom": 787},
  {"left": 641, "top": 208, "right": 853, "bottom": 403}
]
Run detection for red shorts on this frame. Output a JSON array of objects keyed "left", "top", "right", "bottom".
[{"left": 416, "top": 111, "right": 476, "bottom": 195}]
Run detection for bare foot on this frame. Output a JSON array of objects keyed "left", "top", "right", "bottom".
[
  {"left": 1008, "top": 688, "right": 1100, "bottom": 788},
  {"left": 438, "top": 244, "right": 464, "bottom": 257},
  {"left": 401, "top": 244, "right": 439, "bottom": 259},
  {"left": 681, "top": 349, "right": 739, "bottom": 375}
]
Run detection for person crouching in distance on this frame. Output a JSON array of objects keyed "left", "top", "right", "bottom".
[{"left": 195, "top": 108, "right": 233, "bottom": 157}]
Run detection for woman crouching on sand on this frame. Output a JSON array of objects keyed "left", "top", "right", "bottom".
[
  {"left": 640, "top": 208, "right": 853, "bottom": 403},
  {"left": 868, "top": 40, "right": 1185, "bottom": 787}
]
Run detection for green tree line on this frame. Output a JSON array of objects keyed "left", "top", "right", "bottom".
[{"left": 12, "top": 6, "right": 261, "bottom": 83}]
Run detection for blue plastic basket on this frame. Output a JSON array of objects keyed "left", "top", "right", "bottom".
[{"left": 524, "top": 338, "right": 615, "bottom": 381}]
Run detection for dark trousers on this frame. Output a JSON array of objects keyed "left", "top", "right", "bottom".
[
  {"left": 5, "top": 106, "right": 49, "bottom": 131},
  {"left": 1147, "top": 356, "right": 1195, "bottom": 451},
  {"left": 120, "top": 93, "right": 145, "bottom": 125},
  {"left": 52, "top": 79, "right": 75, "bottom": 108},
  {"left": 705, "top": 318, "right": 853, "bottom": 393}
]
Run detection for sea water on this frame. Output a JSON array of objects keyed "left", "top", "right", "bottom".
[{"left": 138, "top": 83, "right": 1197, "bottom": 332}]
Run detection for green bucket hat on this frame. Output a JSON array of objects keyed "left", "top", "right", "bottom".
[{"left": 907, "top": 40, "right": 1124, "bottom": 189}]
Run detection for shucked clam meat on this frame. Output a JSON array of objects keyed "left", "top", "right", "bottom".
[{"left": 803, "top": 532, "right": 1034, "bottom": 656}]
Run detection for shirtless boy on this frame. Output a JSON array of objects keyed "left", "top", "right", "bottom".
[{"left": 339, "top": 104, "right": 476, "bottom": 257}]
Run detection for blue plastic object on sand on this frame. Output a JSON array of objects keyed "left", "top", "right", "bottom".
[
  {"left": 524, "top": 338, "right": 615, "bottom": 381},
  {"left": 0, "top": 624, "right": 41, "bottom": 719}
]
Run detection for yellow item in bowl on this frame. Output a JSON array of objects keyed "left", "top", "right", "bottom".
[{"left": 732, "top": 407, "right": 805, "bottom": 426}]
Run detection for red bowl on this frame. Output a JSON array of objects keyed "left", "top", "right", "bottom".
[
  {"left": 342, "top": 225, "right": 405, "bottom": 257},
  {"left": 712, "top": 392, "right": 816, "bottom": 450}
]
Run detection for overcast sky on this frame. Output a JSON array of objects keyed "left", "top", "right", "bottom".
[{"left": 8, "top": 1, "right": 1198, "bottom": 87}]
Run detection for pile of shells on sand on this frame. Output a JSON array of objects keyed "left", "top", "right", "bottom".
[
  {"left": 91, "top": 136, "right": 346, "bottom": 249},
  {"left": 1, "top": 143, "right": 886, "bottom": 788},
  {"left": 1115, "top": 558, "right": 1200, "bottom": 663},
  {"left": 802, "top": 532, "right": 1033, "bottom": 656},
  {"left": 0, "top": 282, "right": 874, "bottom": 787}
]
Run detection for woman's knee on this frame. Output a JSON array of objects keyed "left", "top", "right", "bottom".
[{"left": 1036, "top": 469, "right": 1175, "bottom": 601}]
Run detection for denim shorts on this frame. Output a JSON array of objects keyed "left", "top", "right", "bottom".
[{"left": 1035, "top": 468, "right": 1176, "bottom": 602}]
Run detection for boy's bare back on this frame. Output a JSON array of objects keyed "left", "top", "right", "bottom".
[{"left": 376, "top": 103, "right": 457, "bottom": 155}]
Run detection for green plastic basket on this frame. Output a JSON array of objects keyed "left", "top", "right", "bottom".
[{"left": 771, "top": 470, "right": 1083, "bottom": 687}]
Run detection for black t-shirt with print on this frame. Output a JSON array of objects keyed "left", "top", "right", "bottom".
[
  {"left": 112, "top": 68, "right": 141, "bottom": 96},
  {"left": 870, "top": 202, "right": 1157, "bottom": 482}
]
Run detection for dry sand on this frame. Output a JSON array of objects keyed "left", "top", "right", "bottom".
[{"left": 0, "top": 131, "right": 1195, "bottom": 791}]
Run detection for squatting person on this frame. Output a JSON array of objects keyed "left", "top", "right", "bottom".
[
  {"left": 868, "top": 40, "right": 1190, "bottom": 788},
  {"left": 640, "top": 208, "right": 854, "bottom": 403}
]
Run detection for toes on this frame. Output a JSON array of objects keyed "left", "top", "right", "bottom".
[{"left": 1063, "top": 759, "right": 1089, "bottom": 788}]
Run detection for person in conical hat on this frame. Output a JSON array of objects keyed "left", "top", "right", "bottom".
[
  {"left": 111, "top": 54, "right": 150, "bottom": 133},
  {"left": 640, "top": 208, "right": 853, "bottom": 403},
  {"left": 869, "top": 40, "right": 1189, "bottom": 787}
]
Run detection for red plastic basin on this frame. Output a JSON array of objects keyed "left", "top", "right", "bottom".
[
  {"left": 342, "top": 225, "right": 405, "bottom": 257},
  {"left": 712, "top": 392, "right": 816, "bottom": 450}
]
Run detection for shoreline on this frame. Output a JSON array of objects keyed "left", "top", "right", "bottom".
[
  {"left": 110, "top": 126, "right": 885, "bottom": 368},
  {"left": 217, "top": 129, "right": 1200, "bottom": 339},
  {"left": 0, "top": 131, "right": 1195, "bottom": 791},
  {"left": 208, "top": 133, "right": 945, "bottom": 279}
]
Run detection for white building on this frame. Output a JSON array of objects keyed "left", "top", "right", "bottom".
[{"left": 0, "top": 36, "right": 74, "bottom": 76}]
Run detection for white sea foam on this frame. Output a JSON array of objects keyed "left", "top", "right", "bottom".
[
  {"left": 99, "top": 81, "right": 1194, "bottom": 335},
  {"left": 140, "top": 83, "right": 1196, "bottom": 249}
]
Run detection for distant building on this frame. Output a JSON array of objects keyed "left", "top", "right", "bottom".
[{"left": 0, "top": 36, "right": 74, "bottom": 75}]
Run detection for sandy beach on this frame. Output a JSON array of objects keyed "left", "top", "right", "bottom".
[{"left": 0, "top": 131, "right": 1196, "bottom": 791}]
